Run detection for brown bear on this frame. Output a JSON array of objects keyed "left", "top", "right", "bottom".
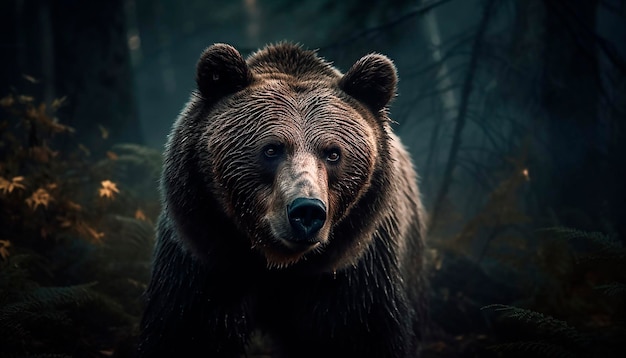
[{"left": 138, "top": 42, "right": 427, "bottom": 358}]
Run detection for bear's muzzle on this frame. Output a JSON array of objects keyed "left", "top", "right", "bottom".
[{"left": 286, "top": 197, "right": 326, "bottom": 247}]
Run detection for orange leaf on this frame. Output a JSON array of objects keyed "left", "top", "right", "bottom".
[
  {"left": 0, "top": 177, "right": 10, "bottom": 194},
  {"left": 51, "top": 96, "right": 67, "bottom": 109},
  {"left": 8, "top": 176, "right": 26, "bottom": 193},
  {"left": 0, "top": 239, "right": 11, "bottom": 260},
  {"left": 98, "top": 124, "right": 109, "bottom": 139},
  {"left": 84, "top": 224, "right": 105, "bottom": 243},
  {"left": 99, "top": 180, "right": 119, "bottom": 199},
  {"left": 135, "top": 209, "right": 147, "bottom": 221},
  {"left": 78, "top": 144, "right": 91, "bottom": 156},
  {"left": 65, "top": 200, "right": 82, "bottom": 211},
  {"left": 22, "top": 74, "right": 40, "bottom": 83},
  {"left": 25, "top": 188, "right": 53, "bottom": 210},
  {"left": 57, "top": 216, "right": 73, "bottom": 228},
  {"left": 106, "top": 151, "right": 118, "bottom": 160},
  {"left": 17, "top": 95, "right": 34, "bottom": 103},
  {"left": 0, "top": 95, "right": 14, "bottom": 107}
]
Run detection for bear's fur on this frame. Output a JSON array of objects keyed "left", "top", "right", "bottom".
[{"left": 138, "top": 43, "right": 427, "bottom": 358}]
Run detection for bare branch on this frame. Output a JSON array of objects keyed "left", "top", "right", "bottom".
[
  {"left": 321, "top": 0, "right": 457, "bottom": 50},
  {"left": 429, "top": 0, "right": 497, "bottom": 231}
]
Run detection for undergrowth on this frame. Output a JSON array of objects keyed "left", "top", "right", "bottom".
[{"left": 0, "top": 92, "right": 160, "bottom": 357}]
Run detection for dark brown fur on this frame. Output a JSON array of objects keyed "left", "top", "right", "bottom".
[{"left": 138, "top": 43, "right": 427, "bottom": 358}]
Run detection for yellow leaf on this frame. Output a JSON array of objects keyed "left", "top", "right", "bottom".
[
  {"left": 85, "top": 224, "right": 104, "bottom": 242},
  {"left": 30, "top": 145, "right": 59, "bottom": 163},
  {"left": 78, "top": 144, "right": 91, "bottom": 156},
  {"left": 0, "top": 95, "right": 14, "bottom": 107},
  {"left": 0, "top": 176, "right": 26, "bottom": 195},
  {"left": 135, "top": 209, "right": 147, "bottom": 221},
  {"left": 106, "top": 151, "right": 118, "bottom": 160},
  {"left": 66, "top": 200, "right": 82, "bottom": 211},
  {"left": 0, "top": 239, "right": 11, "bottom": 260},
  {"left": 22, "top": 74, "right": 40, "bottom": 83},
  {"left": 9, "top": 177, "right": 26, "bottom": 193},
  {"left": 25, "top": 188, "right": 53, "bottom": 210},
  {"left": 57, "top": 216, "right": 73, "bottom": 228},
  {"left": 51, "top": 96, "right": 67, "bottom": 109},
  {"left": 17, "top": 95, "right": 34, "bottom": 103},
  {"left": 98, "top": 124, "right": 109, "bottom": 139},
  {"left": 0, "top": 177, "right": 9, "bottom": 194},
  {"left": 60, "top": 220, "right": 72, "bottom": 228},
  {"left": 99, "top": 180, "right": 120, "bottom": 199}
]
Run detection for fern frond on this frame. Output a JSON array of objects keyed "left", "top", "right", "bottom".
[
  {"left": 103, "top": 143, "right": 162, "bottom": 178},
  {"left": 103, "top": 215, "right": 155, "bottom": 250},
  {"left": 575, "top": 253, "right": 626, "bottom": 264},
  {"left": 482, "top": 304, "right": 586, "bottom": 344},
  {"left": 489, "top": 340, "right": 578, "bottom": 358},
  {"left": 0, "top": 284, "right": 96, "bottom": 335},
  {"left": 28, "top": 283, "right": 98, "bottom": 307},
  {"left": 1, "top": 355, "right": 72, "bottom": 358},
  {"left": 595, "top": 282, "right": 626, "bottom": 296},
  {"left": 0, "top": 254, "right": 43, "bottom": 304},
  {"left": 7, "top": 355, "right": 72, "bottom": 358},
  {"left": 539, "top": 227, "right": 622, "bottom": 251}
]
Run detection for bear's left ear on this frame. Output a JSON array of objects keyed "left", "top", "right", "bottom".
[
  {"left": 196, "top": 43, "right": 253, "bottom": 103},
  {"left": 339, "top": 54, "right": 398, "bottom": 112}
]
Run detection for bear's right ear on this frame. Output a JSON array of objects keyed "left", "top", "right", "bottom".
[{"left": 196, "top": 44, "right": 253, "bottom": 103}]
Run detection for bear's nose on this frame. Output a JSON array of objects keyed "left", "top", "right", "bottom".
[{"left": 287, "top": 198, "right": 326, "bottom": 240}]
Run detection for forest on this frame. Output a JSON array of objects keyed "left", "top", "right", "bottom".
[{"left": 0, "top": 0, "right": 625, "bottom": 357}]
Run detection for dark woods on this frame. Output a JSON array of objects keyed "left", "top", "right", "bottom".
[{"left": 1, "top": 0, "right": 625, "bottom": 357}]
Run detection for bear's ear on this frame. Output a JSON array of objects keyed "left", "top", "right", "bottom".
[
  {"left": 339, "top": 54, "right": 398, "bottom": 112},
  {"left": 196, "top": 44, "right": 253, "bottom": 103}
]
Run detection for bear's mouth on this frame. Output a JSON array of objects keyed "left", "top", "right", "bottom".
[
  {"left": 258, "top": 236, "right": 325, "bottom": 269},
  {"left": 278, "top": 237, "right": 321, "bottom": 253},
  {"left": 257, "top": 219, "right": 326, "bottom": 268}
]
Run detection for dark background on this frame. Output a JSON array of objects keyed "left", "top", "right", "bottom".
[{"left": 1, "top": 0, "right": 625, "bottom": 357}]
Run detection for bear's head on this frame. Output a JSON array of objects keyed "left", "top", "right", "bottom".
[{"left": 164, "top": 43, "right": 398, "bottom": 271}]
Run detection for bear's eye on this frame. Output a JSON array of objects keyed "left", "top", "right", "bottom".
[
  {"left": 263, "top": 144, "right": 283, "bottom": 159},
  {"left": 326, "top": 148, "right": 341, "bottom": 163}
]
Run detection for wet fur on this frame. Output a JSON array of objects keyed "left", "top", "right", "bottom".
[{"left": 138, "top": 43, "right": 426, "bottom": 358}]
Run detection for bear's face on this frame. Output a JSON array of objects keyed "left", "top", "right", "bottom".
[
  {"left": 204, "top": 81, "right": 380, "bottom": 266},
  {"left": 184, "top": 43, "right": 397, "bottom": 268}
]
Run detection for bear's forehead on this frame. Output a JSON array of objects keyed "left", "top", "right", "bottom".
[
  {"left": 252, "top": 76, "right": 336, "bottom": 96},
  {"left": 234, "top": 79, "right": 356, "bottom": 118},
  {"left": 209, "top": 79, "right": 377, "bottom": 146}
]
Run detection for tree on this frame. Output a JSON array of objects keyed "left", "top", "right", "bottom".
[
  {"left": 538, "top": 0, "right": 610, "bottom": 232},
  {"left": 0, "top": 0, "right": 141, "bottom": 153}
]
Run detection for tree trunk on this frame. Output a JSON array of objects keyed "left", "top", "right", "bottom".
[
  {"left": 51, "top": 0, "right": 141, "bottom": 152},
  {"left": 430, "top": 0, "right": 497, "bottom": 230},
  {"left": 538, "top": 0, "right": 604, "bottom": 230},
  {"left": 0, "top": 0, "right": 141, "bottom": 154},
  {"left": 420, "top": 4, "right": 458, "bottom": 187}
]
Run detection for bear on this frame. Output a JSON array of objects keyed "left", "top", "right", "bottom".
[{"left": 137, "top": 42, "right": 427, "bottom": 358}]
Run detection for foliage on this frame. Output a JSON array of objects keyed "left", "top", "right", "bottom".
[
  {"left": 423, "top": 150, "right": 532, "bottom": 357},
  {"left": 481, "top": 227, "right": 626, "bottom": 358},
  {"left": 424, "top": 147, "right": 625, "bottom": 357},
  {"left": 0, "top": 92, "right": 160, "bottom": 356},
  {"left": 0, "top": 255, "right": 134, "bottom": 357}
]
